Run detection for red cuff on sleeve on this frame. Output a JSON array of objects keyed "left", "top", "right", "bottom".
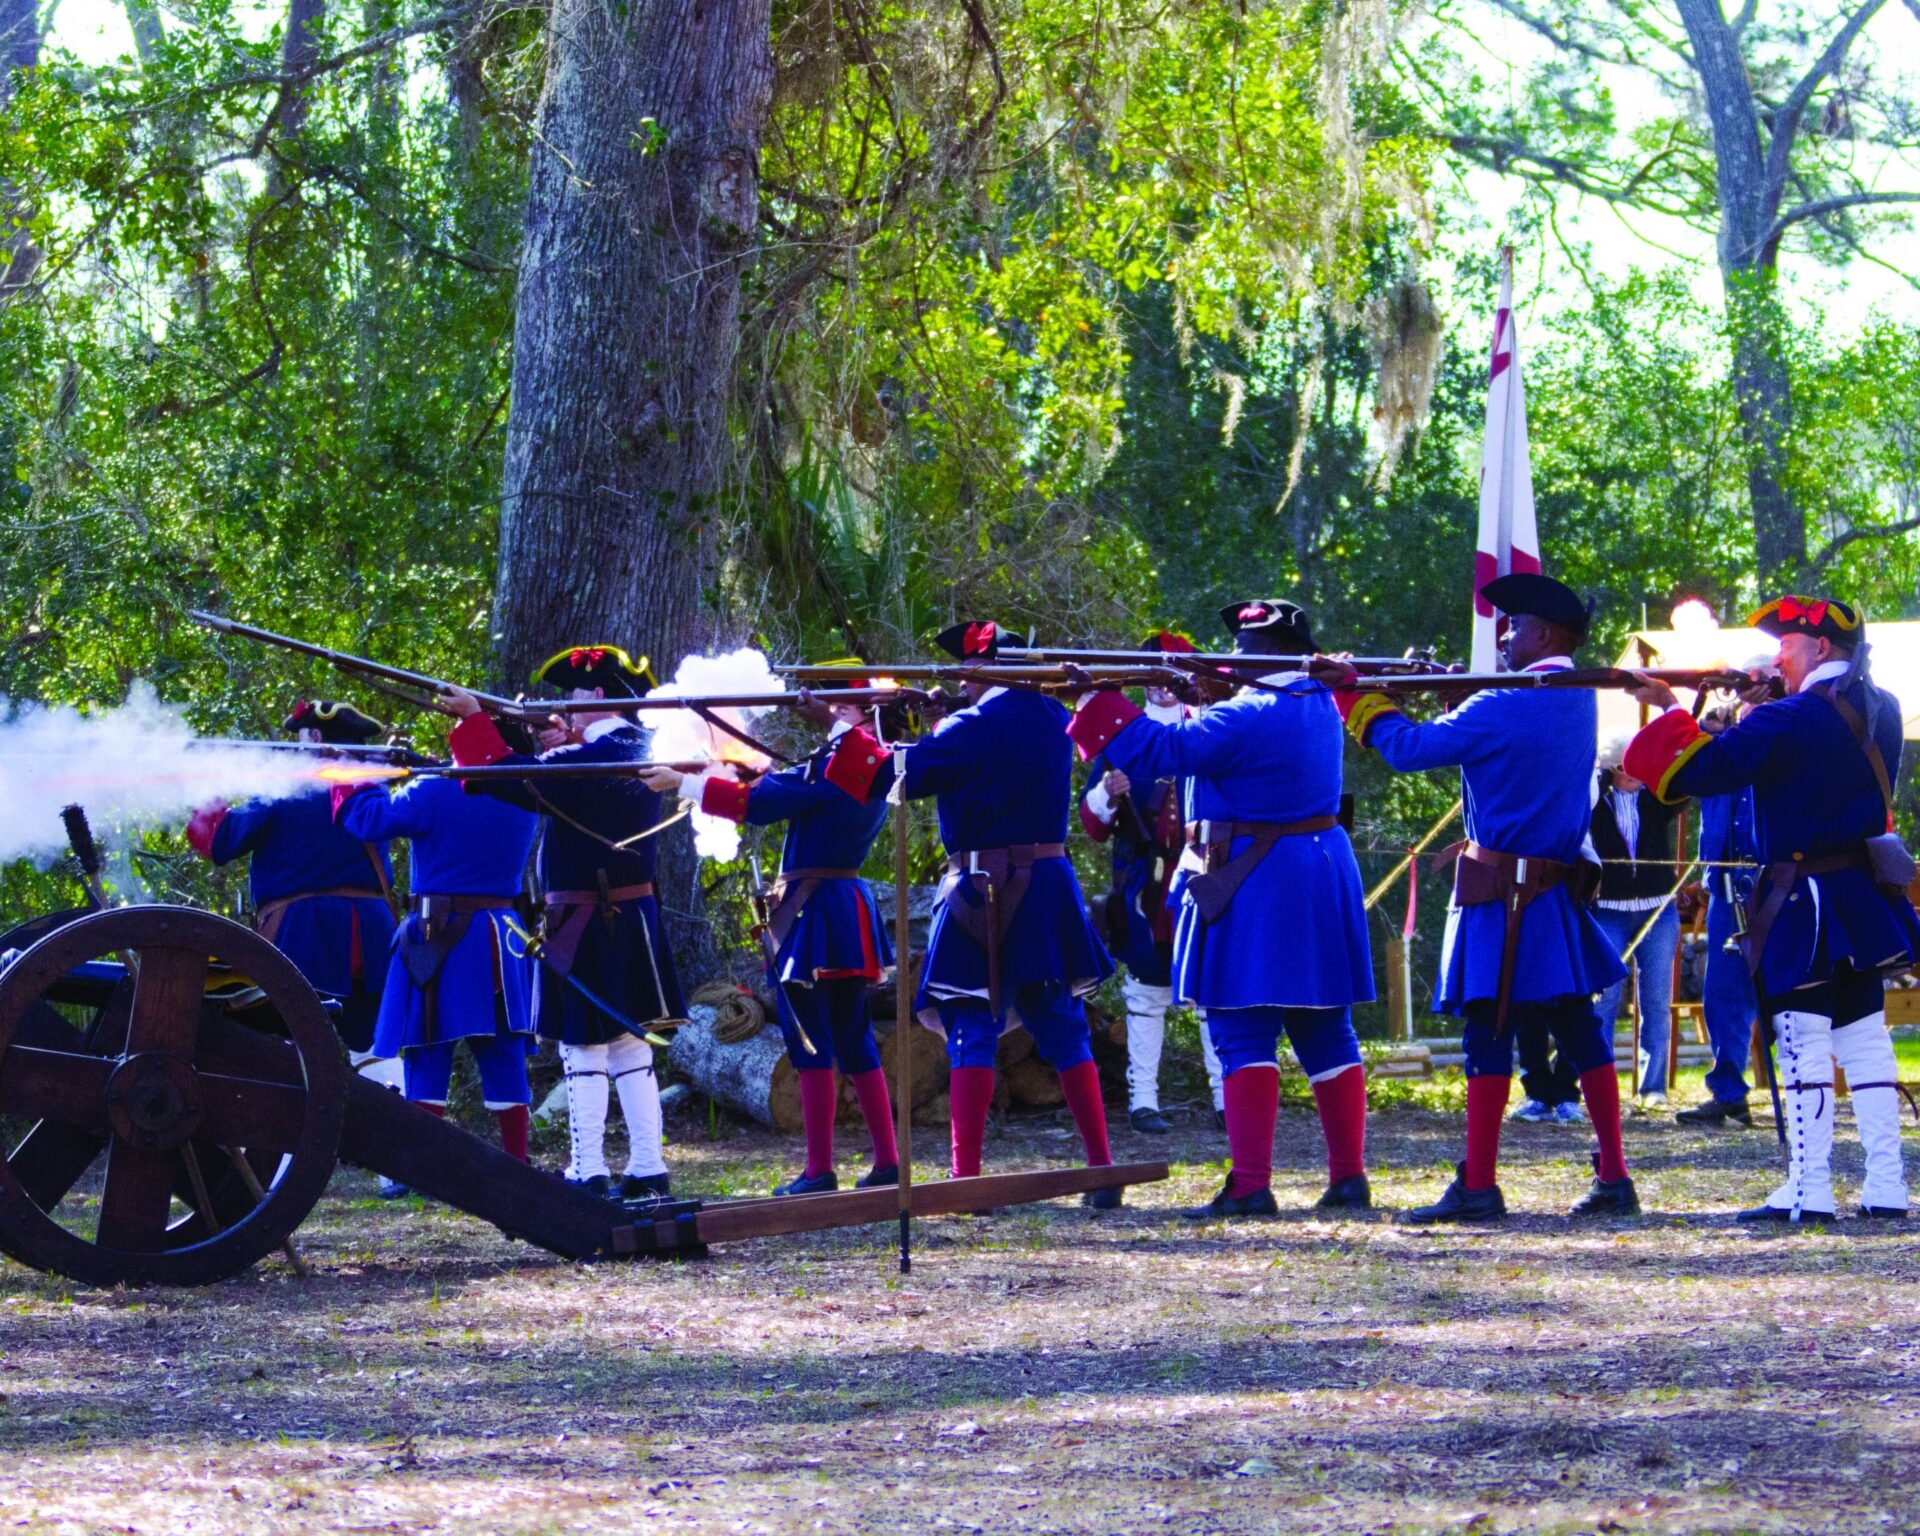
[
  {"left": 448, "top": 712, "right": 513, "bottom": 767},
  {"left": 1067, "top": 690, "right": 1143, "bottom": 762},
  {"left": 1624, "top": 709, "right": 1707, "bottom": 804},
  {"left": 1331, "top": 687, "right": 1363, "bottom": 723},
  {"left": 1079, "top": 799, "right": 1115, "bottom": 843},
  {"left": 329, "top": 781, "right": 374, "bottom": 822},
  {"left": 699, "top": 774, "right": 753, "bottom": 823},
  {"left": 824, "top": 727, "right": 890, "bottom": 801},
  {"left": 185, "top": 802, "right": 228, "bottom": 859}
]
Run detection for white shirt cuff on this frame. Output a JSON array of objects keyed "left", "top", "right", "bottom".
[
  {"left": 1085, "top": 780, "right": 1117, "bottom": 822},
  {"left": 678, "top": 769, "right": 723, "bottom": 803}
]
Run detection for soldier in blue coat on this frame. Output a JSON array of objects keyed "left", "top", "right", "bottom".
[
  {"left": 1079, "top": 631, "right": 1224, "bottom": 1135},
  {"left": 858, "top": 621, "right": 1119, "bottom": 1203},
  {"left": 643, "top": 679, "right": 900, "bottom": 1197},
  {"left": 187, "top": 699, "right": 403, "bottom": 1101},
  {"left": 1317, "top": 574, "right": 1638, "bottom": 1223},
  {"left": 1673, "top": 673, "right": 1772, "bottom": 1130},
  {"left": 444, "top": 645, "right": 682, "bottom": 1200},
  {"left": 1626, "top": 596, "right": 1920, "bottom": 1221},
  {"left": 1072, "top": 600, "right": 1374, "bottom": 1218},
  {"left": 335, "top": 769, "right": 541, "bottom": 1164}
]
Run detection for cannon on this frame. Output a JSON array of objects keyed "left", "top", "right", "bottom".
[{"left": 0, "top": 905, "right": 1167, "bottom": 1287}]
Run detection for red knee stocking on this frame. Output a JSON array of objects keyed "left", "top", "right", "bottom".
[
  {"left": 949, "top": 1066, "right": 996, "bottom": 1179},
  {"left": 848, "top": 1068, "right": 898, "bottom": 1170},
  {"left": 1464, "top": 1074, "right": 1510, "bottom": 1190},
  {"left": 1578, "top": 1065, "right": 1629, "bottom": 1183},
  {"left": 1311, "top": 1065, "right": 1368, "bottom": 1184},
  {"left": 495, "top": 1104, "right": 530, "bottom": 1163},
  {"left": 798, "top": 1069, "right": 838, "bottom": 1178},
  {"left": 1223, "top": 1067, "right": 1280, "bottom": 1199},
  {"left": 1058, "top": 1059, "right": 1112, "bottom": 1167}
]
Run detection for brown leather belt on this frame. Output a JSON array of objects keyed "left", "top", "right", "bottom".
[
  {"left": 255, "top": 886, "right": 385, "bottom": 945},
  {"left": 412, "top": 893, "right": 518, "bottom": 916},
  {"left": 1182, "top": 816, "right": 1340, "bottom": 924},
  {"left": 1740, "top": 845, "right": 1870, "bottom": 978},
  {"left": 765, "top": 867, "right": 863, "bottom": 949},
  {"left": 1441, "top": 841, "right": 1600, "bottom": 1034},
  {"left": 400, "top": 894, "right": 520, "bottom": 1039},
  {"left": 940, "top": 844, "right": 1070, "bottom": 1017},
  {"left": 545, "top": 882, "right": 654, "bottom": 906}
]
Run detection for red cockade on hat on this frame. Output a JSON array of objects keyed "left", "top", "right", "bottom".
[
  {"left": 1776, "top": 597, "right": 1829, "bottom": 628},
  {"left": 1238, "top": 604, "right": 1266, "bottom": 623},
  {"left": 963, "top": 621, "right": 997, "bottom": 658},
  {"left": 571, "top": 647, "right": 608, "bottom": 669}
]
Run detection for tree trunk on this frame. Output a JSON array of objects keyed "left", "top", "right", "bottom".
[
  {"left": 1725, "top": 275, "right": 1806, "bottom": 580},
  {"left": 265, "top": 0, "right": 328, "bottom": 199},
  {"left": 0, "top": 0, "right": 43, "bottom": 300},
  {"left": 490, "top": 0, "right": 773, "bottom": 688},
  {"left": 1674, "top": 0, "right": 1807, "bottom": 581}
]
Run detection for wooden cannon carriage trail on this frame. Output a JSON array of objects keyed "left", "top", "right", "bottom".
[{"left": 0, "top": 905, "right": 1166, "bottom": 1289}]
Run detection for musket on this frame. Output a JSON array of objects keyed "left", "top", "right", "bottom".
[
  {"left": 991, "top": 647, "right": 1456, "bottom": 676},
  {"left": 746, "top": 851, "right": 816, "bottom": 1055},
  {"left": 189, "top": 610, "right": 541, "bottom": 721},
  {"left": 313, "top": 759, "right": 742, "bottom": 785},
  {"left": 1340, "top": 666, "right": 1783, "bottom": 698},
  {"left": 191, "top": 738, "right": 437, "bottom": 768}
]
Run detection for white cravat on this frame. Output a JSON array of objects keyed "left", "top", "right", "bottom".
[{"left": 1799, "top": 659, "right": 1849, "bottom": 693}]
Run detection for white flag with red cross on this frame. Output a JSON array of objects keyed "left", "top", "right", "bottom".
[{"left": 1471, "top": 249, "right": 1540, "bottom": 673}]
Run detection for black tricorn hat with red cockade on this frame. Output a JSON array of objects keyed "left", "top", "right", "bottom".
[
  {"left": 532, "top": 644, "right": 656, "bottom": 697},
  {"left": 1748, "top": 595, "right": 1863, "bottom": 648},
  {"left": 933, "top": 620, "right": 1021, "bottom": 662},
  {"left": 1219, "top": 599, "right": 1316, "bottom": 655},
  {"left": 281, "top": 699, "right": 385, "bottom": 743}
]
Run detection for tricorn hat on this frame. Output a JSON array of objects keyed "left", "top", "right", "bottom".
[
  {"left": 1478, "top": 573, "right": 1592, "bottom": 640},
  {"left": 811, "top": 656, "right": 878, "bottom": 692},
  {"left": 1219, "top": 599, "right": 1316, "bottom": 654},
  {"left": 282, "top": 699, "right": 384, "bottom": 744},
  {"left": 933, "top": 620, "right": 1022, "bottom": 662},
  {"left": 1748, "top": 595, "right": 1863, "bottom": 648},
  {"left": 532, "top": 644, "right": 656, "bottom": 697}
]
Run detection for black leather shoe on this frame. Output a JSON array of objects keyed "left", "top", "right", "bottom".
[
  {"left": 1570, "top": 1175, "right": 1640, "bottom": 1217},
  {"left": 772, "top": 1169, "right": 836, "bottom": 1197},
  {"left": 1675, "top": 1098, "right": 1753, "bottom": 1127},
  {"left": 1401, "top": 1166, "right": 1506, "bottom": 1225},
  {"left": 1316, "top": 1174, "right": 1372, "bottom": 1210},
  {"left": 1081, "top": 1184, "right": 1124, "bottom": 1210},
  {"left": 1129, "top": 1106, "right": 1172, "bottom": 1136},
  {"left": 568, "top": 1174, "right": 614, "bottom": 1199},
  {"left": 1181, "top": 1178, "right": 1279, "bottom": 1221},
  {"left": 855, "top": 1163, "right": 899, "bottom": 1189},
  {"left": 377, "top": 1178, "right": 411, "bottom": 1201},
  {"left": 619, "top": 1172, "right": 673, "bottom": 1200},
  {"left": 1858, "top": 1205, "right": 1909, "bottom": 1220},
  {"left": 1736, "top": 1204, "right": 1835, "bottom": 1224}
]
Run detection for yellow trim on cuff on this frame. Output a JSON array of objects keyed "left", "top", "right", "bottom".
[
  {"left": 1345, "top": 692, "right": 1400, "bottom": 748},
  {"left": 1652, "top": 731, "right": 1710, "bottom": 804}
]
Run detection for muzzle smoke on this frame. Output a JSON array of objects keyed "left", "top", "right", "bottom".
[{"left": 647, "top": 649, "right": 786, "bottom": 860}]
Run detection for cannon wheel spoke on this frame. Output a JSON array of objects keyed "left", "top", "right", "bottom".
[
  {"left": 125, "top": 946, "right": 209, "bottom": 1061},
  {"left": 0, "top": 1046, "right": 114, "bottom": 1132},
  {"left": 96, "top": 1141, "right": 180, "bottom": 1251},
  {"left": 195, "top": 1074, "right": 309, "bottom": 1156}
]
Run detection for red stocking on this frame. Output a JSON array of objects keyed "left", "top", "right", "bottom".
[
  {"left": 1057, "top": 1059, "right": 1112, "bottom": 1167},
  {"left": 1464, "top": 1074, "right": 1511, "bottom": 1191},
  {"left": 949, "top": 1066, "right": 996, "bottom": 1179},
  {"left": 1223, "top": 1067, "right": 1279, "bottom": 1198},
  {"left": 495, "top": 1105, "right": 530, "bottom": 1163},
  {"left": 1310, "top": 1065, "right": 1368, "bottom": 1183},
  {"left": 798, "top": 1068, "right": 838, "bottom": 1178},
  {"left": 1578, "top": 1065, "right": 1629, "bottom": 1183},
  {"left": 848, "top": 1068, "right": 898, "bottom": 1169}
]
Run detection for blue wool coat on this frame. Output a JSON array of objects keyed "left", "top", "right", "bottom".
[
  {"left": 208, "top": 788, "right": 396, "bottom": 1004},
  {"left": 1698, "top": 785, "right": 1758, "bottom": 905},
  {"left": 1360, "top": 675, "right": 1624, "bottom": 1014},
  {"left": 1650, "top": 678, "right": 1920, "bottom": 994},
  {"left": 339, "top": 777, "right": 540, "bottom": 1053},
  {"left": 734, "top": 737, "right": 894, "bottom": 985},
  {"left": 873, "top": 688, "right": 1112, "bottom": 1013},
  {"left": 459, "top": 720, "right": 686, "bottom": 1045},
  {"left": 1097, "top": 680, "right": 1375, "bottom": 1010}
]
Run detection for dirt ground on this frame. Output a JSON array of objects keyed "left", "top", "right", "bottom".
[{"left": 5, "top": 1089, "right": 1920, "bottom": 1536}]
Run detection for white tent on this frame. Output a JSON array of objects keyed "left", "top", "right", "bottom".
[{"left": 1600, "top": 621, "right": 1920, "bottom": 750}]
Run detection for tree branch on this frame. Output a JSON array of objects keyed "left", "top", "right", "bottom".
[
  {"left": 1763, "top": 1, "right": 1887, "bottom": 210},
  {"left": 1444, "top": 132, "right": 1703, "bottom": 215},
  {"left": 1813, "top": 516, "right": 1920, "bottom": 570},
  {"left": 1481, "top": 0, "right": 1624, "bottom": 69},
  {"left": 1768, "top": 188, "right": 1920, "bottom": 243}
]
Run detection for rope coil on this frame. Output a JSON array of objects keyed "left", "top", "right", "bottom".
[{"left": 691, "top": 979, "right": 769, "bottom": 1043}]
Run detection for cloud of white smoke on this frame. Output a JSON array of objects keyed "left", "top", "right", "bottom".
[
  {"left": 646, "top": 649, "right": 786, "bottom": 860},
  {"left": 0, "top": 683, "right": 326, "bottom": 866}
]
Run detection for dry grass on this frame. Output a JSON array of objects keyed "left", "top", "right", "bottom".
[{"left": 4, "top": 1094, "right": 1920, "bottom": 1535}]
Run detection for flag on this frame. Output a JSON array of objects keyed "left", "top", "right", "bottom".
[{"left": 1470, "top": 248, "right": 1540, "bottom": 672}]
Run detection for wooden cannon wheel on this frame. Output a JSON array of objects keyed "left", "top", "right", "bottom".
[{"left": 0, "top": 906, "right": 346, "bottom": 1287}]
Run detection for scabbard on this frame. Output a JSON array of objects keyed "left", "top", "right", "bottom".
[{"left": 984, "top": 878, "right": 1004, "bottom": 1021}]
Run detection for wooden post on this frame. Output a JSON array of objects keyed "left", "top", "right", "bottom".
[
  {"left": 1385, "top": 936, "right": 1411, "bottom": 1044},
  {"left": 893, "top": 786, "right": 913, "bottom": 1275}
]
